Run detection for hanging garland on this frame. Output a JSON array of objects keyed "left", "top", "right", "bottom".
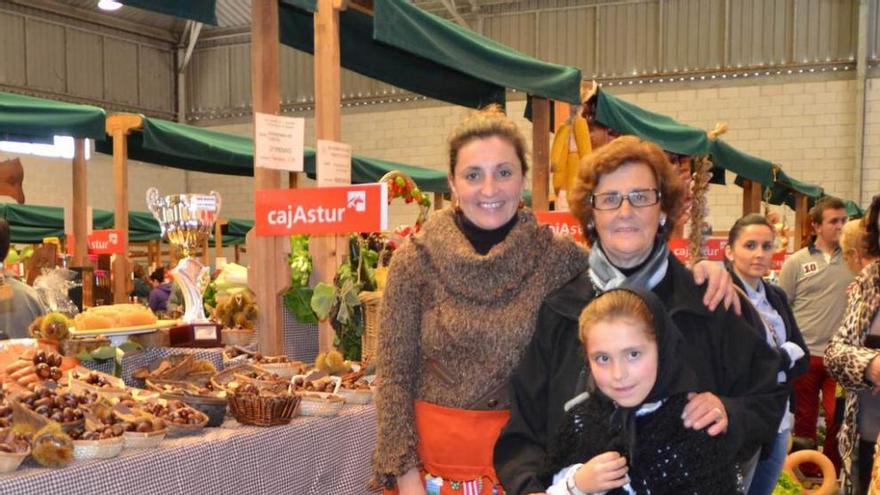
[{"left": 688, "top": 156, "right": 713, "bottom": 262}]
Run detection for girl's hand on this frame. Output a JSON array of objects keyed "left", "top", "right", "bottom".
[
  {"left": 397, "top": 467, "right": 427, "bottom": 495},
  {"left": 573, "top": 451, "right": 629, "bottom": 493}
]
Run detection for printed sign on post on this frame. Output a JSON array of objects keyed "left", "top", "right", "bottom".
[
  {"left": 88, "top": 229, "right": 125, "bottom": 255},
  {"left": 316, "top": 139, "right": 352, "bottom": 187},
  {"left": 254, "top": 112, "right": 305, "bottom": 172},
  {"left": 534, "top": 211, "right": 585, "bottom": 242},
  {"left": 254, "top": 183, "right": 388, "bottom": 236}
]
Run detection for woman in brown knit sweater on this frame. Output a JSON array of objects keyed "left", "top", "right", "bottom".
[{"left": 371, "top": 107, "right": 736, "bottom": 495}]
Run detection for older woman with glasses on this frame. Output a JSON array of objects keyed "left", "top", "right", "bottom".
[{"left": 494, "top": 135, "right": 787, "bottom": 495}]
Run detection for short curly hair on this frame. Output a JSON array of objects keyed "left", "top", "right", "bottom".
[
  {"left": 569, "top": 135, "right": 686, "bottom": 245},
  {"left": 447, "top": 104, "right": 529, "bottom": 176}
]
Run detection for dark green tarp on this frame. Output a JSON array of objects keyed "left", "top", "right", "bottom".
[
  {"left": 279, "top": 0, "right": 581, "bottom": 107},
  {"left": 120, "top": 0, "right": 217, "bottom": 25},
  {"left": 278, "top": 2, "right": 504, "bottom": 109},
  {"left": 95, "top": 116, "right": 450, "bottom": 192},
  {"left": 709, "top": 140, "right": 776, "bottom": 188},
  {"left": 372, "top": 0, "right": 582, "bottom": 105},
  {"left": 594, "top": 90, "right": 710, "bottom": 157},
  {"left": 0, "top": 204, "right": 112, "bottom": 244},
  {"left": 95, "top": 117, "right": 255, "bottom": 176},
  {"left": 0, "top": 91, "right": 106, "bottom": 141}
]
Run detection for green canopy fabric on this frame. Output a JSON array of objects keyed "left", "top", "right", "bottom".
[
  {"left": 95, "top": 117, "right": 255, "bottom": 176},
  {"left": 120, "top": 0, "right": 217, "bottom": 25},
  {"left": 0, "top": 204, "right": 112, "bottom": 243},
  {"left": 709, "top": 140, "right": 776, "bottom": 188},
  {"left": 0, "top": 91, "right": 106, "bottom": 141},
  {"left": 95, "top": 116, "right": 450, "bottom": 192},
  {"left": 594, "top": 90, "right": 710, "bottom": 157},
  {"left": 372, "top": 0, "right": 582, "bottom": 104},
  {"left": 278, "top": 2, "right": 505, "bottom": 109},
  {"left": 844, "top": 200, "right": 865, "bottom": 218}
]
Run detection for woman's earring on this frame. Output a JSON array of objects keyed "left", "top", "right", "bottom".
[{"left": 659, "top": 214, "right": 667, "bottom": 227}]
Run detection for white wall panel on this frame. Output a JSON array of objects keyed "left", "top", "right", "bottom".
[
  {"left": 103, "top": 38, "right": 139, "bottom": 105},
  {"left": 0, "top": 12, "right": 26, "bottom": 86},
  {"left": 25, "top": 19, "right": 66, "bottom": 93},
  {"left": 65, "top": 29, "right": 104, "bottom": 101}
]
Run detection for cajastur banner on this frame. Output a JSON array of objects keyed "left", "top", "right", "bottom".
[{"left": 254, "top": 183, "right": 388, "bottom": 236}]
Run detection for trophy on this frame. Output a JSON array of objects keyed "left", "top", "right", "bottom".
[{"left": 146, "top": 187, "right": 222, "bottom": 347}]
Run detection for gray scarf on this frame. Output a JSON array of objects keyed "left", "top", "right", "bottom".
[{"left": 588, "top": 241, "right": 669, "bottom": 293}]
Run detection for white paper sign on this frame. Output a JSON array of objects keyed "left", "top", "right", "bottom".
[
  {"left": 316, "top": 139, "right": 352, "bottom": 187},
  {"left": 254, "top": 112, "right": 305, "bottom": 172}
]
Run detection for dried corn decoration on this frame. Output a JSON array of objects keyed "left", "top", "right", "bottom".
[{"left": 688, "top": 156, "right": 713, "bottom": 262}]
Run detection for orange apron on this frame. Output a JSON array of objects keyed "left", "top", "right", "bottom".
[{"left": 384, "top": 400, "right": 509, "bottom": 495}]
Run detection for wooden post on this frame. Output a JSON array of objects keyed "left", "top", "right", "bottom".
[
  {"left": 531, "top": 97, "right": 550, "bottom": 212},
  {"left": 793, "top": 193, "right": 811, "bottom": 250},
  {"left": 214, "top": 219, "right": 227, "bottom": 260},
  {"left": 234, "top": 245, "right": 241, "bottom": 264},
  {"left": 106, "top": 113, "right": 143, "bottom": 303},
  {"left": 313, "top": 0, "right": 347, "bottom": 354},
  {"left": 71, "top": 139, "right": 88, "bottom": 268},
  {"left": 742, "top": 179, "right": 762, "bottom": 216},
  {"left": 249, "top": 0, "right": 289, "bottom": 356},
  {"left": 433, "top": 192, "right": 444, "bottom": 211}
]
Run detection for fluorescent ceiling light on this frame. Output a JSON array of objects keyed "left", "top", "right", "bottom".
[{"left": 97, "top": 0, "right": 123, "bottom": 11}]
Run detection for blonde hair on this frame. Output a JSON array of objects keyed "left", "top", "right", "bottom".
[
  {"left": 448, "top": 104, "right": 529, "bottom": 176},
  {"left": 578, "top": 290, "right": 655, "bottom": 352}
]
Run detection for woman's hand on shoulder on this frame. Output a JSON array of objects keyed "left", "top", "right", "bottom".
[
  {"left": 683, "top": 392, "right": 728, "bottom": 436},
  {"left": 397, "top": 467, "right": 427, "bottom": 495},
  {"left": 574, "top": 451, "right": 628, "bottom": 493},
  {"left": 692, "top": 260, "right": 741, "bottom": 314}
]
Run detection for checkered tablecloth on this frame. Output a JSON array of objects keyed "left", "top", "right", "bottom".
[
  {"left": 282, "top": 309, "right": 320, "bottom": 364},
  {"left": 0, "top": 405, "right": 378, "bottom": 495}
]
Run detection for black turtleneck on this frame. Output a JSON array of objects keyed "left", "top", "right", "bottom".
[{"left": 454, "top": 209, "right": 519, "bottom": 255}]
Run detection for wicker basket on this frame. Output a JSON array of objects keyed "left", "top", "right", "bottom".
[
  {"left": 255, "top": 361, "right": 306, "bottom": 379},
  {"left": 0, "top": 449, "right": 29, "bottom": 473},
  {"left": 228, "top": 392, "right": 300, "bottom": 427},
  {"left": 221, "top": 328, "right": 256, "bottom": 347},
  {"left": 358, "top": 291, "right": 383, "bottom": 364},
  {"left": 123, "top": 429, "right": 166, "bottom": 449},
  {"left": 73, "top": 436, "right": 124, "bottom": 460},
  {"left": 339, "top": 387, "right": 373, "bottom": 405},
  {"left": 298, "top": 393, "right": 345, "bottom": 417},
  {"left": 129, "top": 328, "right": 171, "bottom": 348}
]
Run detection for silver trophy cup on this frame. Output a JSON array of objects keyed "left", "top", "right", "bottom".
[{"left": 146, "top": 187, "right": 221, "bottom": 324}]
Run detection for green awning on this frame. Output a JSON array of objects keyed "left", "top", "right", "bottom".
[
  {"left": 709, "top": 140, "right": 776, "bottom": 188},
  {"left": 372, "top": 0, "right": 582, "bottom": 104},
  {"left": 119, "top": 0, "right": 217, "bottom": 25},
  {"left": 95, "top": 117, "right": 255, "bottom": 176},
  {"left": 279, "top": 1, "right": 505, "bottom": 109},
  {"left": 594, "top": 90, "right": 710, "bottom": 157},
  {"left": 0, "top": 204, "right": 112, "bottom": 244},
  {"left": 0, "top": 91, "right": 106, "bottom": 141},
  {"left": 279, "top": 0, "right": 581, "bottom": 107},
  {"left": 95, "top": 116, "right": 450, "bottom": 192}
]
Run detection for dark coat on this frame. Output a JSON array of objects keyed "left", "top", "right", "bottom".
[{"left": 494, "top": 254, "right": 788, "bottom": 495}]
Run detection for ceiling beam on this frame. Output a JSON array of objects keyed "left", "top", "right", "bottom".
[
  {"left": 7, "top": 0, "right": 178, "bottom": 42},
  {"left": 178, "top": 20, "right": 203, "bottom": 72}
]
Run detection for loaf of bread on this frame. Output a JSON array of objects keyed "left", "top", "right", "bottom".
[{"left": 74, "top": 304, "right": 158, "bottom": 330}]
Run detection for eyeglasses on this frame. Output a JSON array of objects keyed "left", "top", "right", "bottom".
[{"left": 590, "top": 189, "right": 662, "bottom": 211}]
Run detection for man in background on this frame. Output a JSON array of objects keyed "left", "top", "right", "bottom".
[{"left": 778, "top": 196, "right": 852, "bottom": 474}]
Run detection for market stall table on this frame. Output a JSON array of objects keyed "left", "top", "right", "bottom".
[{"left": 0, "top": 405, "right": 377, "bottom": 495}]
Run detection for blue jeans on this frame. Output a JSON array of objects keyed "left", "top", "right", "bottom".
[{"left": 747, "top": 429, "right": 791, "bottom": 495}]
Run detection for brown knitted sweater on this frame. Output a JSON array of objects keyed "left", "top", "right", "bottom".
[{"left": 371, "top": 207, "right": 589, "bottom": 481}]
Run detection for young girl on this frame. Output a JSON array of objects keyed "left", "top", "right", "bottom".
[{"left": 544, "top": 287, "right": 738, "bottom": 495}]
